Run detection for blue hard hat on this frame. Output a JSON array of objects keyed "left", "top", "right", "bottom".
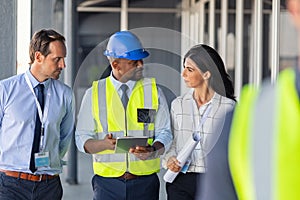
[{"left": 104, "top": 31, "right": 149, "bottom": 60}]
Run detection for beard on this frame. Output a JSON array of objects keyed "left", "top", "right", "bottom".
[
  {"left": 51, "top": 70, "right": 61, "bottom": 80},
  {"left": 120, "top": 67, "right": 144, "bottom": 82},
  {"left": 130, "top": 68, "right": 144, "bottom": 81}
]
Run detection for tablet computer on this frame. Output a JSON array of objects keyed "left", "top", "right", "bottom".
[{"left": 115, "top": 136, "right": 148, "bottom": 153}]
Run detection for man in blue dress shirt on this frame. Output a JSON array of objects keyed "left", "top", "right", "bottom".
[{"left": 0, "top": 29, "right": 75, "bottom": 200}]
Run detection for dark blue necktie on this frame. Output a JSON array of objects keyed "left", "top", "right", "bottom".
[
  {"left": 120, "top": 84, "right": 129, "bottom": 108},
  {"left": 29, "top": 84, "right": 44, "bottom": 173}
]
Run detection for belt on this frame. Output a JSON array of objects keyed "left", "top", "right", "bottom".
[
  {"left": 0, "top": 170, "right": 58, "bottom": 182},
  {"left": 118, "top": 172, "right": 139, "bottom": 180}
]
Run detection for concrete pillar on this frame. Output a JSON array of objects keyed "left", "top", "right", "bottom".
[{"left": 0, "top": 0, "right": 17, "bottom": 79}]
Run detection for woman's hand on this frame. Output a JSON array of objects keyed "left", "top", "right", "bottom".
[{"left": 167, "top": 156, "right": 181, "bottom": 172}]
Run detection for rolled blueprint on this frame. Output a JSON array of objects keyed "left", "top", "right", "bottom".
[{"left": 163, "top": 132, "right": 201, "bottom": 183}]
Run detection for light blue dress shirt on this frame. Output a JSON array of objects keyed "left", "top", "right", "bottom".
[
  {"left": 0, "top": 70, "right": 75, "bottom": 175},
  {"left": 75, "top": 74, "right": 173, "bottom": 153}
]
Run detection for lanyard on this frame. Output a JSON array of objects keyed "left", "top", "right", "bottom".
[
  {"left": 192, "top": 102, "right": 212, "bottom": 135},
  {"left": 25, "top": 73, "right": 51, "bottom": 151}
]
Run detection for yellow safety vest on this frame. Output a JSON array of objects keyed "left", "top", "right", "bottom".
[
  {"left": 229, "top": 68, "right": 300, "bottom": 199},
  {"left": 91, "top": 77, "right": 160, "bottom": 177}
]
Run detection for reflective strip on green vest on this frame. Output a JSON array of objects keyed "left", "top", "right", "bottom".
[
  {"left": 92, "top": 81, "right": 102, "bottom": 133},
  {"left": 91, "top": 77, "right": 160, "bottom": 177},
  {"left": 252, "top": 82, "right": 277, "bottom": 200},
  {"left": 229, "top": 68, "right": 300, "bottom": 199}
]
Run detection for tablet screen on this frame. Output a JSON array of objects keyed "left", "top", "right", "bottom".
[{"left": 115, "top": 136, "right": 148, "bottom": 153}]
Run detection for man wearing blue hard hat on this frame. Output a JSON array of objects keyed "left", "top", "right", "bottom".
[{"left": 76, "top": 31, "right": 172, "bottom": 200}]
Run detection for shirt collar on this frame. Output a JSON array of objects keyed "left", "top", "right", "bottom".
[
  {"left": 109, "top": 72, "right": 136, "bottom": 92},
  {"left": 25, "top": 69, "right": 51, "bottom": 89}
]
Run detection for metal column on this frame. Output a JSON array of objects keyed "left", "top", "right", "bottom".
[
  {"left": 31, "top": 0, "right": 53, "bottom": 32},
  {"left": 271, "top": 0, "right": 280, "bottom": 83},
  {"left": 209, "top": 0, "right": 215, "bottom": 48},
  {"left": 220, "top": 0, "right": 228, "bottom": 63},
  {"left": 252, "top": 0, "right": 263, "bottom": 87},
  {"left": 120, "top": 0, "right": 128, "bottom": 31},
  {"left": 199, "top": 0, "right": 205, "bottom": 44},
  {"left": 181, "top": 0, "right": 190, "bottom": 95},
  {"left": 64, "top": 0, "right": 78, "bottom": 185},
  {"left": 235, "top": 0, "right": 244, "bottom": 99},
  {"left": 190, "top": 0, "right": 198, "bottom": 43}
]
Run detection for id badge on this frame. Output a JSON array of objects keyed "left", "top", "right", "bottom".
[
  {"left": 137, "top": 108, "right": 156, "bottom": 123},
  {"left": 181, "top": 160, "right": 191, "bottom": 174},
  {"left": 34, "top": 151, "right": 50, "bottom": 168}
]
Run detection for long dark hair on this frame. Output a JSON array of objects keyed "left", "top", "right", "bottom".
[{"left": 184, "top": 44, "right": 236, "bottom": 101}]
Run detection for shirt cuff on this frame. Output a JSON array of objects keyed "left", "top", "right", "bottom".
[{"left": 75, "top": 131, "right": 95, "bottom": 153}]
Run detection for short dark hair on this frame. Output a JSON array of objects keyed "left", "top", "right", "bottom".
[{"left": 29, "top": 29, "right": 65, "bottom": 64}]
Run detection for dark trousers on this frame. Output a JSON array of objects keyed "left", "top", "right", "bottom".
[
  {"left": 92, "top": 173, "right": 159, "bottom": 200},
  {"left": 166, "top": 172, "right": 202, "bottom": 200},
  {"left": 0, "top": 172, "right": 62, "bottom": 200}
]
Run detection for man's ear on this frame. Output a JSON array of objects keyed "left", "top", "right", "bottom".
[
  {"left": 34, "top": 51, "right": 44, "bottom": 63},
  {"left": 111, "top": 60, "right": 119, "bottom": 70}
]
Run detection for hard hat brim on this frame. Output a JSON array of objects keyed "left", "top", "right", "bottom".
[{"left": 104, "top": 49, "right": 149, "bottom": 60}]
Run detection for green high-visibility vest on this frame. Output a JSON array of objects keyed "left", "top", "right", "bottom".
[
  {"left": 91, "top": 77, "right": 160, "bottom": 177},
  {"left": 229, "top": 68, "right": 300, "bottom": 199}
]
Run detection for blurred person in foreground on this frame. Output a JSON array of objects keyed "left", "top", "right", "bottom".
[
  {"left": 0, "top": 29, "right": 75, "bottom": 200},
  {"left": 199, "top": 0, "right": 300, "bottom": 199},
  {"left": 162, "top": 44, "right": 236, "bottom": 200},
  {"left": 75, "top": 31, "right": 172, "bottom": 200}
]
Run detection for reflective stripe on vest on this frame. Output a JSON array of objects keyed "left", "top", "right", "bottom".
[
  {"left": 252, "top": 82, "right": 276, "bottom": 200},
  {"left": 92, "top": 77, "right": 160, "bottom": 177},
  {"left": 229, "top": 68, "right": 300, "bottom": 199}
]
